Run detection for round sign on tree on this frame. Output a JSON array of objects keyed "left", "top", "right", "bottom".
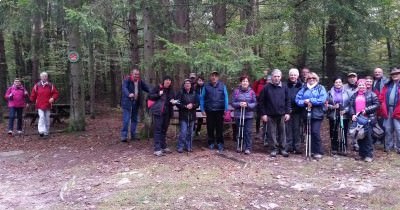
[{"left": 68, "top": 51, "right": 80, "bottom": 63}]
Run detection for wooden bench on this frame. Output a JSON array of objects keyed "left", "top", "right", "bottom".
[{"left": 23, "top": 104, "right": 70, "bottom": 125}]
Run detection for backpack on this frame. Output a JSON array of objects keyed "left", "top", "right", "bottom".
[{"left": 33, "top": 82, "right": 55, "bottom": 94}]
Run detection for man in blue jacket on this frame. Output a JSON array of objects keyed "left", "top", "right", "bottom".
[
  {"left": 200, "top": 71, "right": 229, "bottom": 153},
  {"left": 120, "top": 68, "right": 150, "bottom": 142}
]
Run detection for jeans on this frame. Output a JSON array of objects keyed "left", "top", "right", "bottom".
[
  {"left": 178, "top": 119, "right": 195, "bottom": 150},
  {"left": 153, "top": 114, "right": 170, "bottom": 151},
  {"left": 38, "top": 109, "right": 51, "bottom": 134},
  {"left": 329, "top": 118, "right": 349, "bottom": 151},
  {"left": 384, "top": 107, "right": 400, "bottom": 151},
  {"left": 286, "top": 112, "right": 301, "bottom": 152},
  {"left": 268, "top": 115, "right": 286, "bottom": 151},
  {"left": 206, "top": 111, "right": 224, "bottom": 146},
  {"left": 8, "top": 107, "right": 23, "bottom": 131},
  {"left": 358, "top": 124, "right": 373, "bottom": 158},
  {"left": 235, "top": 118, "right": 253, "bottom": 151},
  {"left": 309, "top": 119, "right": 323, "bottom": 155},
  {"left": 121, "top": 101, "right": 139, "bottom": 140}
]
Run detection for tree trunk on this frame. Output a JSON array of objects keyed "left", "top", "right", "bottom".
[
  {"left": 0, "top": 30, "right": 8, "bottom": 123},
  {"left": 129, "top": 0, "right": 140, "bottom": 69},
  {"left": 212, "top": 3, "right": 226, "bottom": 35},
  {"left": 293, "top": 1, "right": 309, "bottom": 69},
  {"left": 31, "top": 0, "right": 45, "bottom": 84},
  {"left": 325, "top": 17, "right": 337, "bottom": 82},
  {"left": 172, "top": 0, "right": 190, "bottom": 89},
  {"left": 386, "top": 37, "right": 393, "bottom": 66},
  {"left": 143, "top": 4, "right": 155, "bottom": 84},
  {"left": 87, "top": 32, "right": 96, "bottom": 119},
  {"left": 240, "top": 0, "right": 256, "bottom": 75},
  {"left": 67, "top": 0, "right": 85, "bottom": 131},
  {"left": 13, "top": 31, "right": 26, "bottom": 78}
]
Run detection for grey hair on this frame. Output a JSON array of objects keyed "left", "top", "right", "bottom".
[
  {"left": 271, "top": 69, "right": 282, "bottom": 76},
  {"left": 288, "top": 68, "right": 299, "bottom": 76},
  {"left": 40, "top": 72, "right": 48, "bottom": 77}
]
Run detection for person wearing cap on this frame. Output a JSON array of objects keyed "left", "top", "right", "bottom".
[
  {"left": 4, "top": 78, "right": 29, "bottom": 135},
  {"left": 175, "top": 79, "right": 199, "bottom": 153},
  {"left": 344, "top": 72, "right": 359, "bottom": 151},
  {"left": 200, "top": 70, "right": 229, "bottom": 153},
  {"left": 252, "top": 68, "right": 270, "bottom": 134},
  {"left": 120, "top": 68, "right": 150, "bottom": 142},
  {"left": 148, "top": 76, "right": 177, "bottom": 156},
  {"left": 379, "top": 66, "right": 400, "bottom": 153},
  {"left": 189, "top": 72, "right": 197, "bottom": 86},
  {"left": 349, "top": 79, "right": 379, "bottom": 162}
]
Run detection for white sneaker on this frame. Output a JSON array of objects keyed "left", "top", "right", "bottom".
[
  {"left": 17, "top": 130, "right": 23, "bottom": 135},
  {"left": 154, "top": 151, "right": 165, "bottom": 157},
  {"left": 8, "top": 130, "right": 13, "bottom": 135}
]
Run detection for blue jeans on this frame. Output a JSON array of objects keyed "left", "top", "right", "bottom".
[
  {"left": 120, "top": 101, "right": 139, "bottom": 140},
  {"left": 178, "top": 119, "right": 195, "bottom": 150},
  {"left": 384, "top": 107, "right": 400, "bottom": 151},
  {"left": 235, "top": 118, "right": 253, "bottom": 151},
  {"left": 8, "top": 107, "right": 23, "bottom": 131}
]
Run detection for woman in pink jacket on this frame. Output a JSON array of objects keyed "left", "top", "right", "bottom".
[{"left": 4, "top": 78, "right": 29, "bottom": 135}]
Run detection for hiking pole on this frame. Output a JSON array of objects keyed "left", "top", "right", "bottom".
[
  {"left": 263, "top": 121, "right": 268, "bottom": 146},
  {"left": 339, "top": 113, "right": 346, "bottom": 154},
  {"left": 331, "top": 107, "right": 337, "bottom": 155},
  {"left": 187, "top": 113, "right": 191, "bottom": 156},
  {"left": 237, "top": 106, "right": 244, "bottom": 152},
  {"left": 240, "top": 106, "right": 246, "bottom": 153},
  {"left": 305, "top": 105, "right": 312, "bottom": 160}
]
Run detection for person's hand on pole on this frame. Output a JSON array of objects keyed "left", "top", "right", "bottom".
[
  {"left": 262, "top": 115, "right": 268, "bottom": 122},
  {"left": 284, "top": 114, "right": 290, "bottom": 122}
]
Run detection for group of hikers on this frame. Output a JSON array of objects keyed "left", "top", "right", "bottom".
[{"left": 4, "top": 66, "right": 400, "bottom": 162}]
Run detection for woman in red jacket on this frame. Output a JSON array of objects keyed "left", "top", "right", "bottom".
[
  {"left": 4, "top": 78, "right": 29, "bottom": 135},
  {"left": 30, "top": 72, "right": 59, "bottom": 137}
]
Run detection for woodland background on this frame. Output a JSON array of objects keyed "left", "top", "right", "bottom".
[{"left": 0, "top": 0, "right": 399, "bottom": 131}]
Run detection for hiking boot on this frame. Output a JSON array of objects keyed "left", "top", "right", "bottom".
[
  {"left": 364, "top": 157, "right": 373, "bottom": 162},
  {"left": 270, "top": 150, "right": 277, "bottom": 157},
  {"left": 39, "top": 133, "right": 44, "bottom": 137},
  {"left": 8, "top": 130, "right": 13, "bottom": 135},
  {"left": 244, "top": 149, "right": 251, "bottom": 155},
  {"left": 177, "top": 148, "right": 183, "bottom": 153},
  {"left": 313, "top": 154, "right": 322, "bottom": 159},
  {"left": 121, "top": 138, "right": 128, "bottom": 143},
  {"left": 162, "top": 148, "right": 172, "bottom": 154},
  {"left": 236, "top": 147, "right": 242, "bottom": 153},
  {"left": 280, "top": 150, "right": 289, "bottom": 157},
  {"left": 154, "top": 150, "right": 165, "bottom": 157},
  {"left": 217, "top": 144, "right": 224, "bottom": 153},
  {"left": 17, "top": 130, "right": 23, "bottom": 135},
  {"left": 209, "top": 144, "right": 215, "bottom": 150},
  {"left": 331, "top": 150, "right": 338, "bottom": 156}
]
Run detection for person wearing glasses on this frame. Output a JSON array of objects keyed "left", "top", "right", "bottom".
[{"left": 295, "top": 72, "right": 328, "bottom": 159}]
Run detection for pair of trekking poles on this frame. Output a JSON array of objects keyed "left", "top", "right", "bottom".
[
  {"left": 331, "top": 107, "right": 347, "bottom": 155},
  {"left": 237, "top": 106, "right": 246, "bottom": 153}
]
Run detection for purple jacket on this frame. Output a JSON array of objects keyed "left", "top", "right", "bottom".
[
  {"left": 4, "top": 85, "right": 28, "bottom": 108},
  {"left": 231, "top": 86, "right": 257, "bottom": 119}
]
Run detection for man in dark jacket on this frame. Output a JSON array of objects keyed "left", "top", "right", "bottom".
[
  {"left": 260, "top": 69, "right": 291, "bottom": 157},
  {"left": 285, "top": 68, "right": 303, "bottom": 154},
  {"left": 120, "top": 69, "right": 150, "bottom": 142},
  {"left": 200, "top": 71, "right": 229, "bottom": 153},
  {"left": 176, "top": 79, "right": 199, "bottom": 152}
]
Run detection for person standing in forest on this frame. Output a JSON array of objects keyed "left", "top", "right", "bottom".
[
  {"left": 194, "top": 76, "right": 205, "bottom": 136},
  {"left": 344, "top": 72, "right": 359, "bottom": 151},
  {"left": 373, "top": 67, "right": 388, "bottom": 145},
  {"left": 200, "top": 71, "right": 229, "bottom": 153},
  {"left": 4, "top": 78, "right": 29, "bottom": 135},
  {"left": 120, "top": 68, "right": 150, "bottom": 142},
  {"left": 148, "top": 76, "right": 177, "bottom": 156},
  {"left": 30, "top": 72, "right": 59, "bottom": 138},
  {"left": 252, "top": 68, "right": 269, "bottom": 135}
]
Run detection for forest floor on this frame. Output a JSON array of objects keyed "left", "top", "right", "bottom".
[{"left": 1, "top": 105, "right": 400, "bottom": 210}]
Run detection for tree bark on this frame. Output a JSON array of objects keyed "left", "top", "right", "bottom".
[
  {"left": 325, "top": 17, "right": 337, "bottom": 82},
  {"left": 31, "top": 0, "right": 45, "bottom": 84},
  {"left": 0, "top": 30, "right": 8, "bottom": 123},
  {"left": 129, "top": 0, "right": 140, "bottom": 69},
  {"left": 293, "top": 1, "right": 309, "bottom": 69},
  {"left": 13, "top": 31, "right": 26, "bottom": 78},
  {"left": 172, "top": 0, "right": 190, "bottom": 88},
  {"left": 87, "top": 32, "right": 96, "bottom": 119},
  {"left": 212, "top": 3, "right": 226, "bottom": 35},
  {"left": 67, "top": 0, "right": 85, "bottom": 131},
  {"left": 143, "top": 3, "right": 155, "bottom": 84}
]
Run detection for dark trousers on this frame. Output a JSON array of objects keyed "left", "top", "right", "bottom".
[
  {"left": 268, "top": 115, "right": 286, "bottom": 151},
  {"left": 373, "top": 117, "right": 384, "bottom": 144},
  {"left": 286, "top": 112, "right": 301, "bottom": 152},
  {"left": 235, "top": 118, "right": 253, "bottom": 151},
  {"left": 195, "top": 118, "right": 203, "bottom": 133},
  {"left": 310, "top": 119, "right": 323, "bottom": 155},
  {"left": 255, "top": 105, "right": 262, "bottom": 133},
  {"left": 358, "top": 125, "right": 373, "bottom": 158},
  {"left": 206, "top": 111, "right": 224, "bottom": 146},
  {"left": 153, "top": 114, "right": 171, "bottom": 151},
  {"left": 8, "top": 107, "right": 23, "bottom": 131},
  {"left": 329, "top": 118, "right": 349, "bottom": 151}
]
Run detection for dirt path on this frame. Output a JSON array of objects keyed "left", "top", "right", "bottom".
[{"left": 1, "top": 109, "right": 400, "bottom": 209}]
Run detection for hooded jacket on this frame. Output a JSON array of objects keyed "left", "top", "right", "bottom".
[
  {"left": 5, "top": 85, "right": 28, "bottom": 108},
  {"left": 175, "top": 85, "right": 199, "bottom": 121},
  {"left": 231, "top": 86, "right": 257, "bottom": 119}
]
